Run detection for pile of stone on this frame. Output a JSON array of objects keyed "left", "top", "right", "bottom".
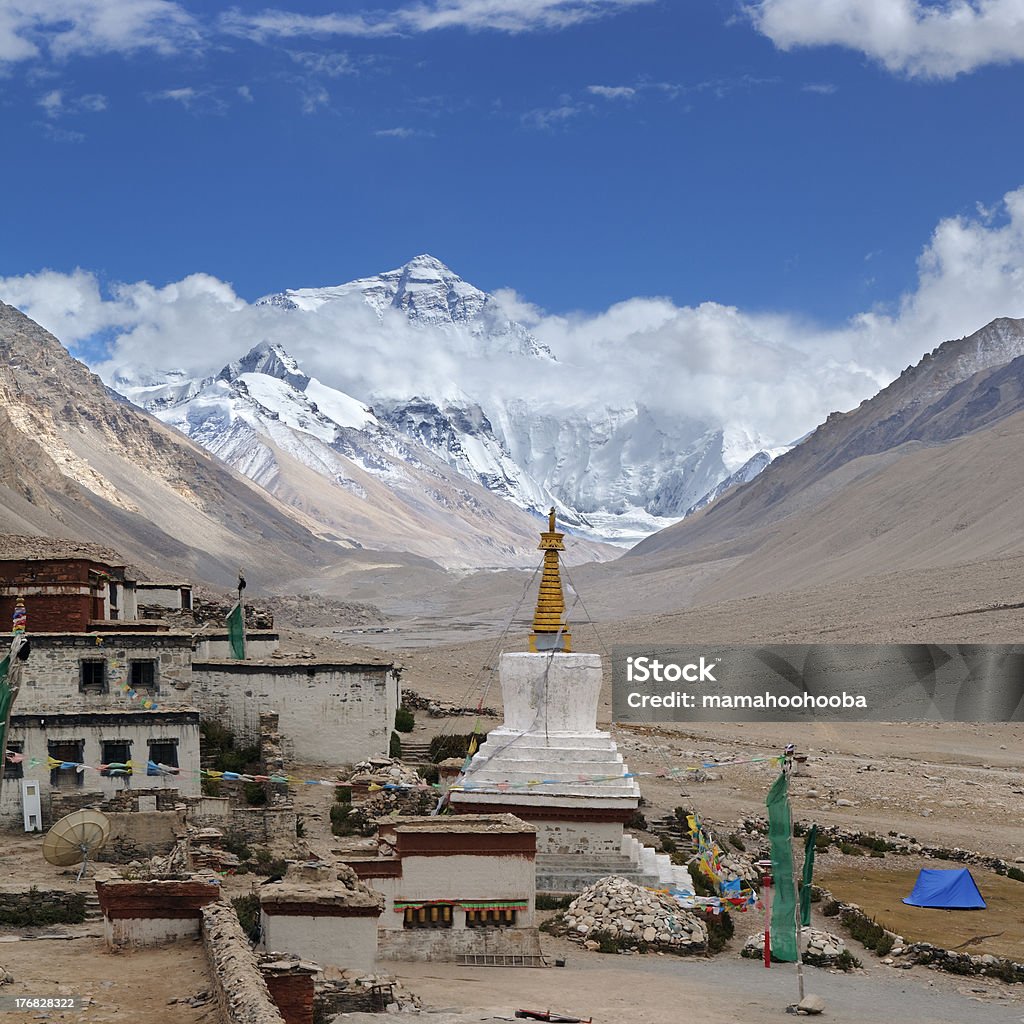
[
  {"left": 319, "top": 969, "right": 422, "bottom": 1016},
  {"left": 742, "top": 929, "right": 849, "bottom": 967},
  {"left": 347, "top": 789, "right": 436, "bottom": 835},
  {"left": 400, "top": 688, "right": 497, "bottom": 718},
  {"left": 563, "top": 875, "right": 708, "bottom": 953},
  {"left": 348, "top": 758, "right": 422, "bottom": 789}
]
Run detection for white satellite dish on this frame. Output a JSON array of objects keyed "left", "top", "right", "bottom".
[{"left": 42, "top": 809, "right": 111, "bottom": 881}]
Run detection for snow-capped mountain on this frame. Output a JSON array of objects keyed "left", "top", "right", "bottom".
[
  {"left": 116, "top": 341, "right": 611, "bottom": 567},
  {"left": 254, "top": 255, "right": 781, "bottom": 538},
  {"left": 258, "top": 253, "right": 553, "bottom": 361},
  {"left": 114, "top": 255, "right": 785, "bottom": 546}
]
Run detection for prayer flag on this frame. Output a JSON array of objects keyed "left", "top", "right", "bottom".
[
  {"left": 227, "top": 601, "right": 246, "bottom": 660},
  {"left": 766, "top": 772, "right": 798, "bottom": 962}
]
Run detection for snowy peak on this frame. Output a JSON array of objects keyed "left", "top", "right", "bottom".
[
  {"left": 220, "top": 341, "right": 310, "bottom": 391},
  {"left": 256, "top": 254, "right": 553, "bottom": 360}
]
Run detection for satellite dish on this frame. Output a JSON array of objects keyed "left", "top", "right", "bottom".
[{"left": 42, "top": 809, "right": 111, "bottom": 881}]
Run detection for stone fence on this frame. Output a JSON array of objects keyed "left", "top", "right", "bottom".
[
  {"left": 0, "top": 888, "right": 85, "bottom": 927},
  {"left": 201, "top": 901, "right": 285, "bottom": 1024}
]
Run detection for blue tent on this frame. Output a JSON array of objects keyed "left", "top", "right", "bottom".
[{"left": 902, "top": 868, "right": 986, "bottom": 909}]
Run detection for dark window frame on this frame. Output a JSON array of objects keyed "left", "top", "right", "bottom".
[
  {"left": 79, "top": 659, "right": 107, "bottom": 694},
  {"left": 48, "top": 739, "right": 85, "bottom": 788},
  {"left": 402, "top": 904, "right": 454, "bottom": 929},
  {"left": 101, "top": 739, "right": 132, "bottom": 777},
  {"left": 129, "top": 659, "right": 159, "bottom": 694}
]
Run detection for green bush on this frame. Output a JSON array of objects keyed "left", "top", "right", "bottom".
[
  {"left": 1007, "top": 866, "right": 1024, "bottom": 883},
  {"left": 420, "top": 764, "right": 440, "bottom": 785},
  {"left": 428, "top": 733, "right": 485, "bottom": 762},
  {"left": 334, "top": 785, "right": 353, "bottom": 803},
  {"left": 394, "top": 707, "right": 415, "bottom": 733},
  {"left": 815, "top": 834, "right": 831, "bottom": 852},
  {"left": 821, "top": 900, "right": 841, "bottom": 918},
  {"left": 243, "top": 782, "right": 268, "bottom": 806},
  {"left": 222, "top": 833, "right": 252, "bottom": 861},
  {"left": 232, "top": 893, "right": 260, "bottom": 942},
  {"left": 728, "top": 833, "right": 746, "bottom": 852},
  {"left": 835, "top": 949, "right": 862, "bottom": 971},
  {"left": 838, "top": 842, "right": 865, "bottom": 857},
  {"left": 660, "top": 835, "right": 677, "bottom": 854},
  {"left": 536, "top": 893, "right": 574, "bottom": 910},
  {"left": 626, "top": 810, "right": 648, "bottom": 831},
  {"left": 0, "top": 888, "right": 85, "bottom": 927},
  {"left": 201, "top": 777, "right": 221, "bottom": 797},
  {"left": 330, "top": 802, "right": 359, "bottom": 837},
  {"left": 846, "top": 913, "right": 894, "bottom": 955},
  {"left": 389, "top": 731, "right": 402, "bottom": 759},
  {"left": 704, "top": 909, "right": 734, "bottom": 954}
]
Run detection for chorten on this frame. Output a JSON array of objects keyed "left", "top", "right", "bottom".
[{"left": 452, "top": 511, "right": 664, "bottom": 889}]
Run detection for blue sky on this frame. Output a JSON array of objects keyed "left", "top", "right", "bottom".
[
  {"left": 0, "top": 0, "right": 1022, "bottom": 318},
  {"left": 3, "top": 1, "right": 1024, "bottom": 447}
]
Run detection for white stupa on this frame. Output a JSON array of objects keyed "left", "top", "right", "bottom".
[{"left": 452, "top": 510, "right": 678, "bottom": 891}]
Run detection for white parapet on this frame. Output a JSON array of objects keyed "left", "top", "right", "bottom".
[{"left": 499, "top": 652, "right": 604, "bottom": 733}]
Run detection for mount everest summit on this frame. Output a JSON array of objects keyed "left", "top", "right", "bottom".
[{"left": 113, "top": 254, "right": 783, "bottom": 547}]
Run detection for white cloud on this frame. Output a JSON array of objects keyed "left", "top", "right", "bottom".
[
  {"left": 236, "top": 84, "right": 253, "bottom": 101},
  {"left": 288, "top": 50, "right": 357, "bottom": 76},
  {"left": 748, "top": 0, "right": 1024, "bottom": 79},
  {"left": 300, "top": 86, "right": 329, "bottom": 113},
  {"left": 587, "top": 84, "right": 636, "bottom": 99},
  {"left": 5, "top": 186, "right": 1024, "bottom": 447},
  {"left": 521, "top": 98, "right": 588, "bottom": 129},
  {"left": 220, "top": 0, "right": 654, "bottom": 41},
  {"left": 801, "top": 82, "right": 836, "bottom": 94},
  {"left": 0, "top": 0, "right": 199, "bottom": 64},
  {"left": 374, "top": 126, "right": 434, "bottom": 138},
  {"left": 37, "top": 88, "right": 108, "bottom": 116}
]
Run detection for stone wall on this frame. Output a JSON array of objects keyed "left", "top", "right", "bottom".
[
  {"left": 377, "top": 924, "right": 543, "bottom": 962},
  {"left": 191, "top": 661, "right": 400, "bottom": 765},
  {"left": 96, "top": 810, "right": 185, "bottom": 863},
  {"left": 1, "top": 711, "right": 201, "bottom": 827},
  {"left": 0, "top": 888, "right": 85, "bottom": 927},
  {"left": 223, "top": 807, "right": 298, "bottom": 846},
  {"left": 201, "top": 901, "right": 286, "bottom": 1024},
  {"left": 12, "top": 633, "right": 194, "bottom": 712},
  {"left": 262, "top": 972, "right": 314, "bottom": 1024}
]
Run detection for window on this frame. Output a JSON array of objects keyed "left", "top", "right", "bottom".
[
  {"left": 3, "top": 741, "right": 23, "bottom": 780},
  {"left": 402, "top": 904, "right": 454, "bottom": 929},
  {"left": 466, "top": 908, "right": 517, "bottom": 928},
  {"left": 79, "top": 659, "right": 107, "bottom": 694},
  {"left": 101, "top": 740, "right": 131, "bottom": 777},
  {"left": 130, "top": 660, "right": 158, "bottom": 693},
  {"left": 147, "top": 739, "right": 179, "bottom": 775},
  {"left": 48, "top": 740, "right": 84, "bottom": 788}
]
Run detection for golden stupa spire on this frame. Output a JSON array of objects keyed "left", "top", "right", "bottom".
[{"left": 529, "top": 507, "right": 571, "bottom": 653}]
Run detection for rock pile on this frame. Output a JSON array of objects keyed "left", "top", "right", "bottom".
[
  {"left": 348, "top": 758, "right": 422, "bottom": 789},
  {"left": 401, "top": 688, "right": 497, "bottom": 718},
  {"left": 319, "top": 969, "right": 422, "bottom": 1016},
  {"left": 742, "top": 929, "right": 849, "bottom": 967},
  {"left": 563, "top": 876, "right": 708, "bottom": 953}
]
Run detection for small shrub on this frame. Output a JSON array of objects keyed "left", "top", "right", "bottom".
[
  {"left": 334, "top": 785, "right": 353, "bottom": 803},
  {"left": 394, "top": 707, "right": 415, "bottom": 733},
  {"left": 626, "top": 809, "right": 648, "bottom": 831},
  {"left": 536, "top": 893, "right": 574, "bottom": 910},
  {"left": 590, "top": 929, "right": 623, "bottom": 954},
  {"left": 704, "top": 909, "right": 734, "bottom": 954},
  {"left": 222, "top": 832, "right": 252, "bottom": 861},
  {"left": 420, "top": 764, "right": 440, "bottom": 785},
  {"left": 254, "top": 857, "right": 288, "bottom": 877},
  {"left": 428, "top": 733, "right": 484, "bottom": 762},
  {"left": 201, "top": 777, "right": 221, "bottom": 797},
  {"left": 821, "top": 900, "right": 841, "bottom": 917},
  {"left": 243, "top": 782, "right": 268, "bottom": 806},
  {"left": 814, "top": 834, "right": 831, "bottom": 852},
  {"left": 295, "top": 816, "right": 306, "bottom": 838},
  {"left": 839, "top": 842, "right": 865, "bottom": 857},
  {"left": 232, "top": 893, "right": 260, "bottom": 942},
  {"left": 1007, "top": 866, "right": 1024, "bottom": 883},
  {"left": 539, "top": 912, "right": 565, "bottom": 935},
  {"left": 389, "top": 731, "right": 402, "bottom": 759},
  {"left": 728, "top": 833, "right": 746, "bottom": 852},
  {"left": 660, "top": 836, "right": 677, "bottom": 854},
  {"left": 674, "top": 806, "right": 689, "bottom": 823},
  {"left": 835, "top": 949, "right": 862, "bottom": 971},
  {"left": 687, "top": 862, "right": 716, "bottom": 898},
  {"left": 870, "top": 849, "right": 885, "bottom": 858}
]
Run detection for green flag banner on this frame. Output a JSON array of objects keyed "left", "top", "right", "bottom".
[
  {"left": 766, "top": 771, "right": 798, "bottom": 962},
  {"left": 227, "top": 602, "right": 246, "bottom": 660},
  {"left": 800, "top": 824, "right": 818, "bottom": 927},
  {"left": 0, "top": 654, "right": 11, "bottom": 753}
]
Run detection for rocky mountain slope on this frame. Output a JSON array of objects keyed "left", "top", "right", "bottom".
[
  {"left": 117, "top": 340, "right": 613, "bottom": 568},
  {"left": 0, "top": 301, "right": 433, "bottom": 588},
  {"left": 576, "top": 318, "right": 1024, "bottom": 617}
]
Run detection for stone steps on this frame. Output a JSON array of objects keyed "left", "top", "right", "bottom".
[{"left": 83, "top": 894, "right": 103, "bottom": 922}]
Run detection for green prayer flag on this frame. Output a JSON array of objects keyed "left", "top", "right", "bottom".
[
  {"left": 800, "top": 825, "right": 818, "bottom": 927},
  {"left": 766, "top": 771, "right": 798, "bottom": 962},
  {"left": 227, "top": 602, "right": 246, "bottom": 660},
  {"left": 0, "top": 654, "right": 11, "bottom": 753}
]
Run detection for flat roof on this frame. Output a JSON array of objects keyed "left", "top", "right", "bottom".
[{"left": 383, "top": 813, "right": 536, "bottom": 835}]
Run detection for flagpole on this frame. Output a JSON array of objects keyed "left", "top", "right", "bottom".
[
  {"left": 784, "top": 748, "right": 806, "bottom": 1005},
  {"left": 0, "top": 597, "right": 29, "bottom": 812}
]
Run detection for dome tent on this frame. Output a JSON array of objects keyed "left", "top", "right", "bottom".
[{"left": 902, "top": 868, "right": 986, "bottom": 910}]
